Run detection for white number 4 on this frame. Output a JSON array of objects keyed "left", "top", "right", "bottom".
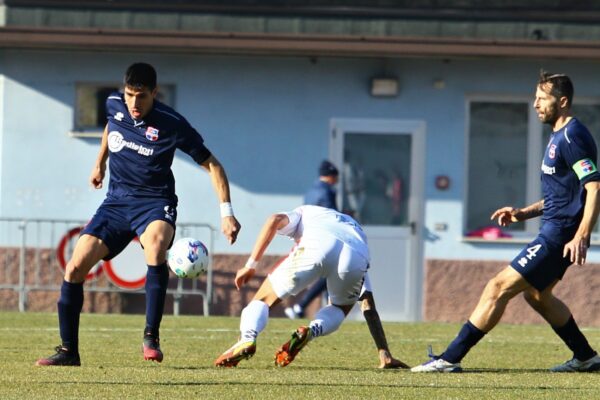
[{"left": 517, "top": 244, "right": 542, "bottom": 267}]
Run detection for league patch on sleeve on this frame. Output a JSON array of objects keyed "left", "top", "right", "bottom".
[{"left": 572, "top": 158, "right": 598, "bottom": 179}]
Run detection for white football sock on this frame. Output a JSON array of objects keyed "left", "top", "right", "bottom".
[
  {"left": 309, "top": 305, "right": 345, "bottom": 338},
  {"left": 239, "top": 300, "right": 269, "bottom": 342}
]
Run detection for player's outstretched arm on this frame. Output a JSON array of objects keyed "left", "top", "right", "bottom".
[
  {"left": 490, "top": 200, "right": 544, "bottom": 226},
  {"left": 360, "top": 291, "right": 410, "bottom": 369},
  {"left": 563, "top": 181, "right": 600, "bottom": 265},
  {"left": 200, "top": 154, "right": 241, "bottom": 244},
  {"left": 235, "top": 213, "right": 289, "bottom": 290},
  {"left": 89, "top": 124, "right": 109, "bottom": 189}
]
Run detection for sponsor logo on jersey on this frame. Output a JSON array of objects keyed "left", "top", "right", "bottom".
[
  {"left": 541, "top": 162, "right": 555, "bottom": 175},
  {"left": 107, "top": 131, "right": 154, "bottom": 157},
  {"left": 573, "top": 158, "right": 598, "bottom": 179},
  {"left": 549, "top": 144, "right": 556, "bottom": 159},
  {"left": 164, "top": 205, "right": 175, "bottom": 221},
  {"left": 146, "top": 127, "right": 159, "bottom": 142},
  {"left": 114, "top": 112, "right": 124, "bottom": 121}
]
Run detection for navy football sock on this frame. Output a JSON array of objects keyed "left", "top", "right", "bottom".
[
  {"left": 552, "top": 315, "right": 596, "bottom": 361},
  {"left": 57, "top": 280, "right": 84, "bottom": 353},
  {"left": 144, "top": 263, "right": 169, "bottom": 337},
  {"left": 441, "top": 320, "right": 486, "bottom": 363}
]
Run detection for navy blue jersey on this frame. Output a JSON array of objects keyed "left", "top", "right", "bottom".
[
  {"left": 304, "top": 180, "right": 338, "bottom": 210},
  {"left": 105, "top": 92, "right": 211, "bottom": 200},
  {"left": 541, "top": 118, "right": 600, "bottom": 235}
]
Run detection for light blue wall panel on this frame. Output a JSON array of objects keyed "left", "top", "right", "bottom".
[{"left": 2, "top": 49, "right": 600, "bottom": 260}]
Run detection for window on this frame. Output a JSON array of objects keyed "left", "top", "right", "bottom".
[
  {"left": 466, "top": 100, "right": 530, "bottom": 234},
  {"left": 467, "top": 97, "right": 600, "bottom": 237},
  {"left": 72, "top": 83, "right": 175, "bottom": 137},
  {"left": 342, "top": 132, "right": 412, "bottom": 226}
]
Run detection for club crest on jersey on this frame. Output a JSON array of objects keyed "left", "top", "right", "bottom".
[
  {"left": 145, "top": 127, "right": 159, "bottom": 141},
  {"left": 549, "top": 144, "right": 556, "bottom": 159}
]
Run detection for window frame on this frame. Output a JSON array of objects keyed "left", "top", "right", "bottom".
[
  {"left": 465, "top": 93, "right": 600, "bottom": 242},
  {"left": 464, "top": 93, "right": 542, "bottom": 239},
  {"left": 70, "top": 82, "right": 176, "bottom": 138}
]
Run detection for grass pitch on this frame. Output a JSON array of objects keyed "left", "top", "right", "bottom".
[{"left": 2, "top": 311, "right": 600, "bottom": 399}]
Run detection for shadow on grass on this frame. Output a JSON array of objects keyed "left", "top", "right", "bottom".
[
  {"left": 461, "top": 368, "right": 550, "bottom": 373},
  {"left": 41, "top": 380, "right": 598, "bottom": 391},
  {"left": 170, "top": 365, "right": 374, "bottom": 372},
  {"left": 162, "top": 365, "right": 591, "bottom": 374}
]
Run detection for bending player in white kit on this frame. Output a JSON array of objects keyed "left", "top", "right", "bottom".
[{"left": 215, "top": 205, "right": 373, "bottom": 367}]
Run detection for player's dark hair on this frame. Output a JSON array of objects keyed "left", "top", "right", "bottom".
[
  {"left": 538, "top": 70, "right": 574, "bottom": 107},
  {"left": 124, "top": 62, "right": 157, "bottom": 91}
]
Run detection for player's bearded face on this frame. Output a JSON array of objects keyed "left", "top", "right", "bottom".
[
  {"left": 124, "top": 85, "right": 156, "bottom": 120},
  {"left": 534, "top": 84, "right": 560, "bottom": 125}
]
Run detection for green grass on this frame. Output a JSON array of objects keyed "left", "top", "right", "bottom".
[{"left": 2, "top": 311, "right": 600, "bottom": 399}]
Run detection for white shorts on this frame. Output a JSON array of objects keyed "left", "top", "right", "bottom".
[
  {"left": 359, "top": 271, "right": 372, "bottom": 299},
  {"left": 268, "top": 236, "right": 368, "bottom": 306}
]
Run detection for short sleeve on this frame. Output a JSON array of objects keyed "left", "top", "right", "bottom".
[
  {"left": 562, "top": 131, "right": 600, "bottom": 185},
  {"left": 176, "top": 117, "right": 212, "bottom": 165},
  {"left": 276, "top": 210, "right": 302, "bottom": 236},
  {"left": 105, "top": 91, "right": 124, "bottom": 123}
]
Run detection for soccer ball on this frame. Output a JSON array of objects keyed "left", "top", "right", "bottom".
[{"left": 167, "top": 237, "right": 209, "bottom": 278}]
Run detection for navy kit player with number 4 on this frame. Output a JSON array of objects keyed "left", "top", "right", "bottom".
[
  {"left": 413, "top": 71, "right": 600, "bottom": 373},
  {"left": 36, "top": 63, "right": 241, "bottom": 366}
]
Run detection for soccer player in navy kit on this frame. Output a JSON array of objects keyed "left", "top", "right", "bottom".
[
  {"left": 36, "top": 63, "right": 241, "bottom": 366},
  {"left": 413, "top": 71, "right": 600, "bottom": 373}
]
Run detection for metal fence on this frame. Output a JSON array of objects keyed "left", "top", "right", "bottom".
[{"left": 0, "top": 217, "right": 216, "bottom": 316}]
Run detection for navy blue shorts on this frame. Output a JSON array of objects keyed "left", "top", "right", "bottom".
[
  {"left": 510, "top": 234, "right": 573, "bottom": 291},
  {"left": 82, "top": 196, "right": 177, "bottom": 260}
]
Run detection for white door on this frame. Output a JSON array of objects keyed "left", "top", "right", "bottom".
[{"left": 330, "top": 118, "right": 425, "bottom": 321}]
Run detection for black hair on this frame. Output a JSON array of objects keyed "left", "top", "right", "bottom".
[
  {"left": 124, "top": 62, "right": 157, "bottom": 91},
  {"left": 538, "top": 70, "right": 574, "bottom": 107}
]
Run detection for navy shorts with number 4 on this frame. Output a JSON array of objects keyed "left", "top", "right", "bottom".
[
  {"left": 82, "top": 196, "right": 177, "bottom": 260},
  {"left": 510, "top": 234, "right": 573, "bottom": 291}
]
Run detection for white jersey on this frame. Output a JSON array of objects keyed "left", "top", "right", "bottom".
[
  {"left": 269, "top": 205, "right": 370, "bottom": 306},
  {"left": 277, "top": 205, "right": 370, "bottom": 262}
]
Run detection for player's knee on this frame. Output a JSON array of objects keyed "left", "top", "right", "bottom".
[
  {"left": 523, "top": 290, "right": 538, "bottom": 305},
  {"left": 523, "top": 289, "right": 552, "bottom": 309},
  {"left": 64, "top": 260, "right": 87, "bottom": 283},
  {"left": 484, "top": 276, "right": 512, "bottom": 301},
  {"left": 333, "top": 303, "right": 354, "bottom": 316},
  {"left": 143, "top": 235, "right": 170, "bottom": 256}
]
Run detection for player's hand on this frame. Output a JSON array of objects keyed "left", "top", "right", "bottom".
[
  {"left": 563, "top": 235, "right": 589, "bottom": 266},
  {"left": 379, "top": 353, "right": 410, "bottom": 369},
  {"left": 89, "top": 166, "right": 105, "bottom": 189},
  {"left": 490, "top": 207, "right": 521, "bottom": 227},
  {"left": 234, "top": 267, "right": 255, "bottom": 290},
  {"left": 221, "top": 216, "right": 241, "bottom": 244}
]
